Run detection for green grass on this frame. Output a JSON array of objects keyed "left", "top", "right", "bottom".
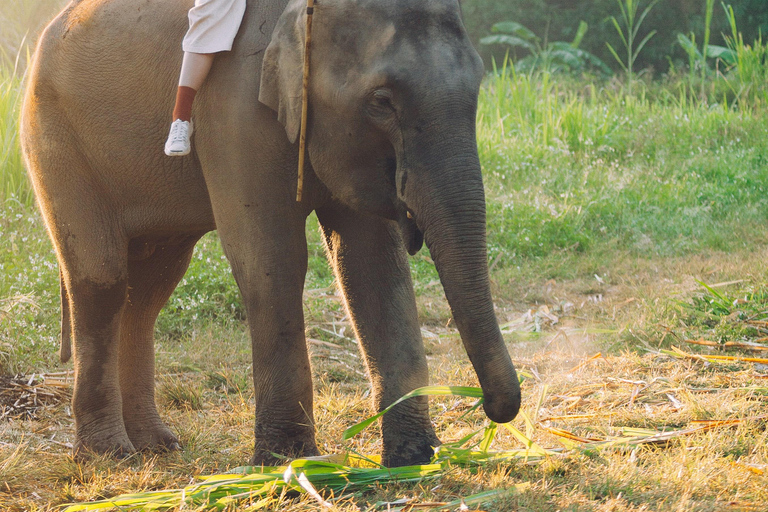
[
  {"left": 478, "top": 61, "right": 768, "bottom": 269},
  {"left": 0, "top": 200, "right": 60, "bottom": 374},
  {"left": 0, "top": 55, "right": 32, "bottom": 206},
  {"left": 658, "top": 280, "right": 768, "bottom": 348}
]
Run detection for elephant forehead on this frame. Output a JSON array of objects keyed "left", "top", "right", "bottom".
[
  {"left": 317, "top": 19, "right": 395, "bottom": 77},
  {"left": 342, "top": 0, "right": 459, "bottom": 18},
  {"left": 368, "top": 23, "right": 397, "bottom": 55},
  {"left": 350, "top": 23, "right": 397, "bottom": 67},
  {"left": 314, "top": 0, "right": 479, "bottom": 93},
  {"left": 319, "top": 0, "right": 461, "bottom": 51}
]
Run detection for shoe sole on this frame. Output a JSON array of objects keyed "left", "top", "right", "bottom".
[{"left": 164, "top": 148, "right": 190, "bottom": 157}]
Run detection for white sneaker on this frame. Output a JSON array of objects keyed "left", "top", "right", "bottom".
[{"left": 164, "top": 119, "right": 193, "bottom": 156}]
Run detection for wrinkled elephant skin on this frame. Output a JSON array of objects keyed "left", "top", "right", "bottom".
[{"left": 21, "top": 0, "right": 521, "bottom": 466}]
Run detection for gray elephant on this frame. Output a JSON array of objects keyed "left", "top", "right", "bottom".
[{"left": 21, "top": 0, "right": 521, "bottom": 466}]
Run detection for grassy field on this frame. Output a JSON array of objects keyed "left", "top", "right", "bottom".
[{"left": 3, "top": 1, "right": 768, "bottom": 511}]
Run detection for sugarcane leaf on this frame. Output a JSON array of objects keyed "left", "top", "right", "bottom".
[
  {"left": 606, "top": 42, "right": 628, "bottom": 72},
  {"left": 501, "top": 423, "right": 552, "bottom": 457},
  {"left": 342, "top": 386, "right": 483, "bottom": 440},
  {"left": 632, "top": 29, "right": 657, "bottom": 61}
]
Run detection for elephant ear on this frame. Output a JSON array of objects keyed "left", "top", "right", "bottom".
[{"left": 259, "top": 0, "right": 306, "bottom": 144}]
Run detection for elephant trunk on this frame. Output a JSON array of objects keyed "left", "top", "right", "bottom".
[{"left": 403, "top": 138, "right": 521, "bottom": 424}]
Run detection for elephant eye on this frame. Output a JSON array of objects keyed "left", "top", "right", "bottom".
[
  {"left": 368, "top": 89, "right": 394, "bottom": 114},
  {"left": 373, "top": 90, "right": 392, "bottom": 105}
]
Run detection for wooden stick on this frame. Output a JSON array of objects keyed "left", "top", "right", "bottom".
[{"left": 297, "top": 0, "right": 315, "bottom": 202}]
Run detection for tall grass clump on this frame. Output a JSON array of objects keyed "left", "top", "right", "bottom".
[
  {"left": 606, "top": 0, "right": 660, "bottom": 95},
  {"left": 676, "top": 0, "right": 721, "bottom": 100},
  {"left": 0, "top": 53, "right": 33, "bottom": 206},
  {"left": 0, "top": 0, "right": 68, "bottom": 205},
  {"left": 477, "top": 60, "right": 621, "bottom": 158},
  {"left": 673, "top": 3, "right": 768, "bottom": 109},
  {"left": 722, "top": 3, "right": 768, "bottom": 107}
]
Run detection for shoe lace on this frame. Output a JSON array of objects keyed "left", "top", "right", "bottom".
[{"left": 170, "top": 122, "right": 188, "bottom": 143}]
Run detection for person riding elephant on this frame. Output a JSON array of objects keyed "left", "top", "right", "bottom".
[
  {"left": 165, "top": 0, "right": 246, "bottom": 156},
  {"left": 21, "top": 0, "right": 521, "bottom": 467}
]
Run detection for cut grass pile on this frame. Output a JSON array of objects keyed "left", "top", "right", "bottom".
[{"left": 60, "top": 462, "right": 528, "bottom": 512}]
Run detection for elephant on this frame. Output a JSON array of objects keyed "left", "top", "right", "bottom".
[{"left": 20, "top": 0, "right": 521, "bottom": 467}]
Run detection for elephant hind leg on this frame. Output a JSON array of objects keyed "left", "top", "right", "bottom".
[
  {"left": 119, "top": 235, "right": 201, "bottom": 451},
  {"left": 25, "top": 109, "right": 135, "bottom": 456},
  {"left": 57, "top": 228, "right": 134, "bottom": 457}
]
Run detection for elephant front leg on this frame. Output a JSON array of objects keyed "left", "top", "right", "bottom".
[
  {"left": 318, "top": 205, "right": 440, "bottom": 467},
  {"left": 219, "top": 215, "right": 320, "bottom": 465},
  {"left": 250, "top": 340, "right": 319, "bottom": 465}
]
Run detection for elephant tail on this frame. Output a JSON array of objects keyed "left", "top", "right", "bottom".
[{"left": 60, "top": 272, "right": 72, "bottom": 363}]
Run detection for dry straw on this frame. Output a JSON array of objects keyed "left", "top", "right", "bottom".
[{"left": 60, "top": 381, "right": 765, "bottom": 511}]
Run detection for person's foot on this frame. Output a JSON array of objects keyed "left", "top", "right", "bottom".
[{"left": 164, "top": 119, "right": 193, "bottom": 156}]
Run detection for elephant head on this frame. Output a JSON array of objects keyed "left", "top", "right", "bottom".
[{"left": 259, "top": 0, "right": 521, "bottom": 423}]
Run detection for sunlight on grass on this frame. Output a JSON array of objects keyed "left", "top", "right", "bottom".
[{"left": 59, "top": 382, "right": 768, "bottom": 511}]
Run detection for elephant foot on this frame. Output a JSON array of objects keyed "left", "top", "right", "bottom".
[
  {"left": 250, "top": 441, "right": 321, "bottom": 466},
  {"left": 125, "top": 421, "right": 181, "bottom": 452},
  {"left": 73, "top": 428, "right": 137, "bottom": 460},
  {"left": 381, "top": 431, "right": 440, "bottom": 467},
  {"left": 381, "top": 406, "right": 441, "bottom": 467},
  {"left": 250, "top": 422, "right": 320, "bottom": 466}
]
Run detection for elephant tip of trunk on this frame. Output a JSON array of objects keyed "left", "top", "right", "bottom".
[{"left": 482, "top": 379, "right": 522, "bottom": 424}]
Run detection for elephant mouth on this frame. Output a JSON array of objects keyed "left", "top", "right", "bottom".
[{"left": 397, "top": 208, "right": 424, "bottom": 255}]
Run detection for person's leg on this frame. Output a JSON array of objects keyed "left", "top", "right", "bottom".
[
  {"left": 174, "top": 52, "right": 215, "bottom": 121},
  {"left": 165, "top": 52, "right": 215, "bottom": 156}
]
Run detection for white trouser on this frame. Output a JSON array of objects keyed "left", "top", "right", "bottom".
[{"left": 182, "top": 0, "right": 247, "bottom": 53}]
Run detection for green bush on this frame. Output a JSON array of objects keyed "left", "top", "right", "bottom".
[
  {"left": 480, "top": 20, "right": 612, "bottom": 75},
  {"left": 461, "top": 0, "right": 768, "bottom": 73}
]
